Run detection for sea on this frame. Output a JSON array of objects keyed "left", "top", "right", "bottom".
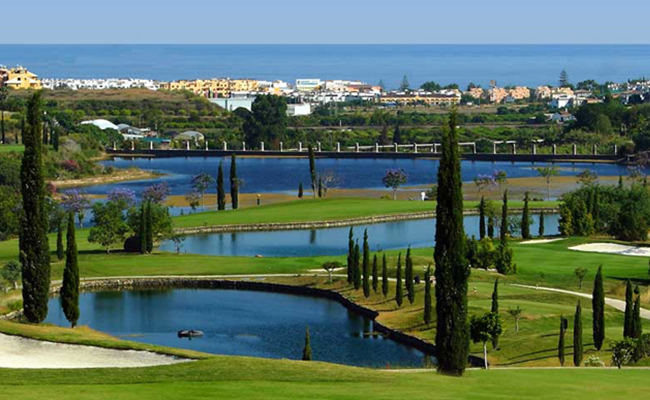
[{"left": 1, "top": 45, "right": 649, "bottom": 88}]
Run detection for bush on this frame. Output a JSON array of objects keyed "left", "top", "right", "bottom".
[{"left": 584, "top": 356, "right": 605, "bottom": 367}]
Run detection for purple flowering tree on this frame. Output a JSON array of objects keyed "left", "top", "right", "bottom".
[
  {"left": 61, "top": 189, "right": 91, "bottom": 228},
  {"left": 473, "top": 174, "right": 497, "bottom": 199},
  {"left": 382, "top": 169, "right": 408, "bottom": 200},
  {"left": 107, "top": 188, "right": 136, "bottom": 210},
  {"left": 143, "top": 182, "right": 171, "bottom": 205}
]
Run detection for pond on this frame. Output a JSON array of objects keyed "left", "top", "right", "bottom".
[
  {"left": 160, "top": 213, "right": 560, "bottom": 257},
  {"left": 45, "top": 288, "right": 429, "bottom": 368},
  {"left": 87, "top": 157, "right": 634, "bottom": 197}
]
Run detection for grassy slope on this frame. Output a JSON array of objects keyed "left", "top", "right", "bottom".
[{"left": 0, "top": 145, "right": 24, "bottom": 154}]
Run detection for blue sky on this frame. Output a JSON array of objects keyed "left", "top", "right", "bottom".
[{"left": 3, "top": 0, "right": 649, "bottom": 44}]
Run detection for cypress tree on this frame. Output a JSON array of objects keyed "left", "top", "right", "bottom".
[
  {"left": 372, "top": 254, "right": 378, "bottom": 293},
  {"left": 573, "top": 302, "right": 583, "bottom": 367},
  {"left": 618, "top": 175, "right": 623, "bottom": 189},
  {"left": 381, "top": 253, "right": 388, "bottom": 297},
  {"left": 434, "top": 109, "right": 469, "bottom": 375},
  {"left": 558, "top": 316, "right": 567, "bottom": 366},
  {"left": 56, "top": 220, "right": 65, "bottom": 261},
  {"left": 500, "top": 190, "right": 508, "bottom": 240},
  {"left": 479, "top": 196, "right": 486, "bottom": 239},
  {"left": 308, "top": 145, "right": 317, "bottom": 198},
  {"left": 487, "top": 215, "right": 495, "bottom": 238},
  {"left": 298, "top": 182, "right": 303, "bottom": 199},
  {"left": 61, "top": 213, "right": 79, "bottom": 328},
  {"left": 19, "top": 92, "right": 51, "bottom": 323},
  {"left": 318, "top": 176, "right": 323, "bottom": 198},
  {"left": 42, "top": 122, "right": 49, "bottom": 146},
  {"left": 20, "top": 116, "right": 25, "bottom": 144},
  {"left": 302, "top": 327, "right": 312, "bottom": 361},
  {"left": 592, "top": 265, "right": 605, "bottom": 350},
  {"left": 624, "top": 279, "right": 634, "bottom": 338},
  {"left": 405, "top": 246, "right": 415, "bottom": 304},
  {"left": 52, "top": 128, "right": 59, "bottom": 152},
  {"left": 538, "top": 209, "right": 545, "bottom": 237},
  {"left": 346, "top": 227, "right": 354, "bottom": 284},
  {"left": 521, "top": 192, "right": 531, "bottom": 239},
  {"left": 217, "top": 162, "right": 226, "bottom": 210},
  {"left": 230, "top": 154, "right": 239, "bottom": 209},
  {"left": 491, "top": 279, "right": 500, "bottom": 349},
  {"left": 1, "top": 111, "right": 5, "bottom": 144},
  {"left": 139, "top": 202, "right": 147, "bottom": 254},
  {"left": 424, "top": 265, "right": 432, "bottom": 325},
  {"left": 395, "top": 253, "right": 403, "bottom": 307},
  {"left": 353, "top": 241, "right": 361, "bottom": 290},
  {"left": 145, "top": 201, "right": 154, "bottom": 253},
  {"left": 362, "top": 230, "right": 370, "bottom": 298},
  {"left": 631, "top": 286, "right": 643, "bottom": 339}
]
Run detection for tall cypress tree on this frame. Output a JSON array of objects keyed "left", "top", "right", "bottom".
[
  {"left": 20, "top": 116, "right": 25, "bottom": 144},
  {"left": 538, "top": 209, "right": 545, "bottom": 237},
  {"left": 217, "top": 161, "right": 226, "bottom": 210},
  {"left": 395, "top": 253, "right": 403, "bottom": 307},
  {"left": 302, "top": 327, "right": 312, "bottom": 361},
  {"left": 51, "top": 128, "right": 59, "bottom": 152},
  {"left": 500, "top": 190, "right": 509, "bottom": 240},
  {"left": 372, "top": 254, "right": 378, "bottom": 293},
  {"left": 592, "top": 265, "right": 605, "bottom": 350},
  {"left": 424, "top": 265, "right": 432, "bottom": 325},
  {"left": 353, "top": 241, "right": 361, "bottom": 290},
  {"left": 61, "top": 213, "right": 79, "bottom": 328},
  {"left": 631, "top": 286, "right": 643, "bottom": 339},
  {"left": 624, "top": 279, "right": 634, "bottom": 338},
  {"left": 56, "top": 220, "right": 65, "bottom": 261},
  {"left": 230, "top": 154, "right": 239, "bottom": 209},
  {"left": 434, "top": 109, "right": 469, "bottom": 376},
  {"left": 558, "top": 315, "right": 567, "bottom": 366},
  {"left": 308, "top": 145, "right": 317, "bottom": 198},
  {"left": 491, "top": 279, "right": 500, "bottom": 349},
  {"left": 145, "top": 201, "right": 154, "bottom": 253},
  {"left": 19, "top": 92, "right": 51, "bottom": 323},
  {"left": 487, "top": 214, "right": 495, "bottom": 238},
  {"left": 381, "top": 253, "right": 388, "bottom": 297},
  {"left": 405, "top": 246, "right": 414, "bottom": 304},
  {"left": 346, "top": 228, "right": 354, "bottom": 284},
  {"left": 139, "top": 202, "right": 147, "bottom": 254},
  {"left": 362, "top": 230, "right": 370, "bottom": 298},
  {"left": 521, "top": 192, "right": 531, "bottom": 239},
  {"left": 479, "top": 196, "right": 486, "bottom": 239},
  {"left": 573, "top": 302, "right": 583, "bottom": 367},
  {"left": 298, "top": 182, "right": 303, "bottom": 199},
  {"left": 1, "top": 111, "right": 5, "bottom": 144}
]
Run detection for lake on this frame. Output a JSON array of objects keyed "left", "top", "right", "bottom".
[
  {"left": 160, "top": 213, "right": 560, "bottom": 257},
  {"left": 45, "top": 288, "right": 428, "bottom": 368}
]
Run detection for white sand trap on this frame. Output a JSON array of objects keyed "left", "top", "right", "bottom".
[
  {"left": 0, "top": 333, "right": 189, "bottom": 369},
  {"left": 520, "top": 238, "right": 565, "bottom": 245},
  {"left": 569, "top": 243, "right": 650, "bottom": 257}
]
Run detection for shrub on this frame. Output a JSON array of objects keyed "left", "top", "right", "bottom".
[{"left": 584, "top": 356, "right": 605, "bottom": 367}]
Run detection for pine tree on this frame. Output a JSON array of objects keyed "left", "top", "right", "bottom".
[
  {"left": 139, "top": 202, "right": 147, "bottom": 254},
  {"left": 217, "top": 162, "right": 226, "bottom": 210},
  {"left": 145, "top": 201, "right": 153, "bottom": 253},
  {"left": 592, "top": 265, "right": 605, "bottom": 350},
  {"left": 61, "top": 213, "right": 79, "bottom": 328},
  {"left": 230, "top": 154, "right": 239, "bottom": 209},
  {"left": 491, "top": 279, "right": 500, "bottom": 349},
  {"left": 624, "top": 279, "right": 634, "bottom": 338},
  {"left": 395, "top": 253, "right": 403, "bottom": 307},
  {"left": 362, "top": 230, "right": 370, "bottom": 298},
  {"left": 500, "top": 190, "right": 508, "bottom": 240},
  {"left": 353, "top": 241, "right": 361, "bottom": 290},
  {"left": 308, "top": 145, "right": 317, "bottom": 198},
  {"left": 521, "top": 192, "right": 531, "bottom": 239},
  {"left": 298, "top": 182, "right": 303, "bottom": 199},
  {"left": 302, "top": 327, "right": 312, "bottom": 361},
  {"left": 424, "top": 265, "right": 432, "bottom": 325},
  {"left": 538, "top": 209, "right": 545, "bottom": 237},
  {"left": 573, "top": 302, "right": 583, "bottom": 367},
  {"left": 381, "top": 253, "right": 388, "bottom": 297},
  {"left": 631, "top": 286, "right": 643, "bottom": 339},
  {"left": 479, "top": 197, "right": 486, "bottom": 239},
  {"left": 346, "top": 228, "right": 354, "bottom": 284},
  {"left": 434, "top": 109, "right": 469, "bottom": 375},
  {"left": 405, "top": 246, "right": 414, "bottom": 304},
  {"left": 19, "top": 92, "right": 51, "bottom": 323},
  {"left": 56, "top": 220, "right": 65, "bottom": 261},
  {"left": 558, "top": 316, "right": 567, "bottom": 366},
  {"left": 372, "top": 254, "right": 378, "bottom": 293},
  {"left": 559, "top": 69, "right": 570, "bottom": 87}
]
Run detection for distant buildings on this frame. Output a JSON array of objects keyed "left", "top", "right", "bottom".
[
  {"left": 0, "top": 66, "right": 42, "bottom": 90},
  {"left": 287, "top": 103, "right": 311, "bottom": 116},
  {"left": 160, "top": 78, "right": 258, "bottom": 97},
  {"left": 379, "top": 92, "right": 460, "bottom": 106},
  {"left": 42, "top": 78, "right": 160, "bottom": 91}
]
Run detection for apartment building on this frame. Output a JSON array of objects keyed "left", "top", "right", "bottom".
[
  {"left": 161, "top": 78, "right": 258, "bottom": 97},
  {"left": 1, "top": 66, "right": 42, "bottom": 90},
  {"left": 379, "top": 92, "right": 460, "bottom": 106}
]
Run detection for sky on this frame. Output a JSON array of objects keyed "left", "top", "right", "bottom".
[{"left": 2, "top": 0, "right": 649, "bottom": 44}]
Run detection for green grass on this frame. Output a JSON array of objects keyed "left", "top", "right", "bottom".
[{"left": 0, "top": 145, "right": 24, "bottom": 154}]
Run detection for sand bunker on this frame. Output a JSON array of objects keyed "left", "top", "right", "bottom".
[
  {"left": 569, "top": 243, "right": 650, "bottom": 257},
  {"left": 520, "top": 238, "right": 565, "bottom": 245},
  {"left": 0, "top": 333, "right": 189, "bottom": 369}
]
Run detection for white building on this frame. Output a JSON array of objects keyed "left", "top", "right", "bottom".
[
  {"left": 287, "top": 103, "right": 312, "bottom": 117},
  {"left": 210, "top": 97, "right": 255, "bottom": 112},
  {"left": 295, "top": 79, "right": 322, "bottom": 92}
]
